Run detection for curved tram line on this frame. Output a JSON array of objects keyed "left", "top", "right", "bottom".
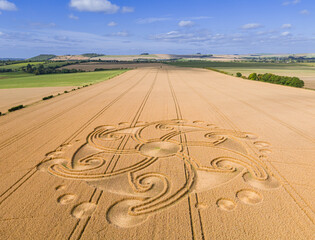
[{"left": 38, "top": 119, "right": 281, "bottom": 232}]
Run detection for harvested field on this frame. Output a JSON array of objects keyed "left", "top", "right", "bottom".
[
  {"left": 90, "top": 54, "right": 173, "bottom": 61},
  {"left": 51, "top": 55, "right": 90, "bottom": 61},
  {"left": 0, "top": 66, "right": 314, "bottom": 239},
  {"left": 0, "top": 86, "right": 73, "bottom": 113},
  {"left": 60, "top": 62, "right": 164, "bottom": 71}
]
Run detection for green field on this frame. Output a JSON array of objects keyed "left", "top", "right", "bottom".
[
  {"left": 0, "top": 70, "right": 128, "bottom": 89},
  {"left": 0, "top": 72, "right": 33, "bottom": 78},
  {"left": 0, "top": 62, "right": 44, "bottom": 70}
]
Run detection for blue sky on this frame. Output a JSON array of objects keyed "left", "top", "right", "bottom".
[{"left": 0, "top": 0, "right": 315, "bottom": 57}]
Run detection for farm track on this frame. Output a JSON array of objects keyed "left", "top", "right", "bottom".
[{"left": 0, "top": 66, "right": 314, "bottom": 239}]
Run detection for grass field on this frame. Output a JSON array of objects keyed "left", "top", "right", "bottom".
[
  {"left": 0, "top": 62, "right": 44, "bottom": 70},
  {"left": 0, "top": 72, "right": 33, "bottom": 79},
  {"left": 0, "top": 70, "right": 127, "bottom": 89}
]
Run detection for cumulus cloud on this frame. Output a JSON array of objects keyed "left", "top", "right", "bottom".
[
  {"left": 178, "top": 20, "right": 194, "bottom": 27},
  {"left": 0, "top": 0, "right": 17, "bottom": 11},
  {"left": 300, "top": 9, "right": 310, "bottom": 15},
  {"left": 281, "top": 31, "right": 291, "bottom": 36},
  {"left": 70, "top": 0, "right": 119, "bottom": 14},
  {"left": 69, "top": 14, "right": 79, "bottom": 20},
  {"left": 108, "top": 21, "right": 117, "bottom": 27},
  {"left": 241, "top": 23, "right": 263, "bottom": 30},
  {"left": 282, "top": 24, "right": 292, "bottom": 29},
  {"left": 121, "top": 6, "right": 134, "bottom": 13}
]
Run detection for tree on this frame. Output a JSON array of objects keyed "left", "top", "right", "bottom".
[
  {"left": 248, "top": 73, "right": 257, "bottom": 80},
  {"left": 26, "top": 64, "right": 33, "bottom": 73},
  {"left": 38, "top": 64, "right": 45, "bottom": 74}
]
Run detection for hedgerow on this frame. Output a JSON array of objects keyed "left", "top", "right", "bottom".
[{"left": 248, "top": 73, "right": 304, "bottom": 88}]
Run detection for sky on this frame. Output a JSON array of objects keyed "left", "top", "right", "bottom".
[{"left": 0, "top": 0, "right": 315, "bottom": 57}]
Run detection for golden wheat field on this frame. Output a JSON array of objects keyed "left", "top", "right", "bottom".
[{"left": 0, "top": 66, "right": 314, "bottom": 239}]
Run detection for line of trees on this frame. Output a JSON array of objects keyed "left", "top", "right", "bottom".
[
  {"left": 0, "top": 68, "right": 13, "bottom": 72},
  {"left": 23, "top": 64, "right": 84, "bottom": 75},
  {"left": 248, "top": 73, "right": 304, "bottom": 88}
]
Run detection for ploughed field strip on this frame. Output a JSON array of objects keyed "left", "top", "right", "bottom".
[{"left": 0, "top": 66, "right": 314, "bottom": 239}]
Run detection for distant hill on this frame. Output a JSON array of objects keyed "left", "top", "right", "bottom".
[{"left": 28, "top": 54, "right": 56, "bottom": 61}]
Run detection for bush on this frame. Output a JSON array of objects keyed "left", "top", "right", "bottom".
[
  {"left": 248, "top": 73, "right": 257, "bottom": 80},
  {"left": 42, "top": 95, "right": 54, "bottom": 100},
  {"left": 8, "top": 105, "right": 24, "bottom": 112},
  {"left": 236, "top": 72, "right": 242, "bottom": 77},
  {"left": 64, "top": 90, "right": 68, "bottom": 93}
]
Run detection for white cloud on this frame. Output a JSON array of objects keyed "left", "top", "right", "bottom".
[
  {"left": 108, "top": 21, "right": 117, "bottom": 27},
  {"left": 241, "top": 23, "right": 263, "bottom": 30},
  {"left": 151, "top": 30, "right": 214, "bottom": 43},
  {"left": 69, "top": 14, "right": 79, "bottom": 20},
  {"left": 0, "top": 0, "right": 17, "bottom": 11},
  {"left": 300, "top": 9, "right": 310, "bottom": 15},
  {"left": 281, "top": 31, "right": 291, "bottom": 36},
  {"left": 0, "top": 31, "right": 3, "bottom": 36},
  {"left": 178, "top": 20, "right": 194, "bottom": 27},
  {"left": 282, "top": 23, "right": 292, "bottom": 29},
  {"left": 136, "top": 17, "right": 171, "bottom": 24},
  {"left": 70, "top": 0, "right": 119, "bottom": 14},
  {"left": 121, "top": 6, "right": 134, "bottom": 13}
]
